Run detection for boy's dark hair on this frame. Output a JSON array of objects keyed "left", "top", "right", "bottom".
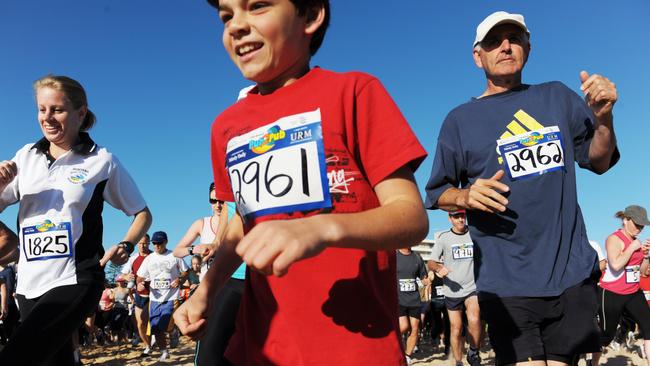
[{"left": 207, "top": 0, "right": 330, "bottom": 56}]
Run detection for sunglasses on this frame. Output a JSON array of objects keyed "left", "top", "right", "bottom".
[{"left": 209, "top": 198, "right": 224, "bottom": 204}]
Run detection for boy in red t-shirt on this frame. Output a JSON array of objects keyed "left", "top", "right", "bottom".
[{"left": 174, "top": 1, "right": 428, "bottom": 365}]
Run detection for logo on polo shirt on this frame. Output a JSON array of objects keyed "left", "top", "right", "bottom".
[{"left": 68, "top": 168, "right": 89, "bottom": 184}]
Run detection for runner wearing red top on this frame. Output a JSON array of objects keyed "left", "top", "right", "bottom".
[
  {"left": 173, "top": 1, "right": 429, "bottom": 365},
  {"left": 122, "top": 234, "right": 152, "bottom": 356},
  {"left": 594, "top": 206, "right": 650, "bottom": 365}
]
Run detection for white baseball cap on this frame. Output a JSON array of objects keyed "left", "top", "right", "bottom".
[{"left": 474, "top": 11, "right": 529, "bottom": 47}]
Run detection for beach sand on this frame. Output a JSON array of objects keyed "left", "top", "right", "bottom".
[{"left": 76, "top": 335, "right": 647, "bottom": 365}]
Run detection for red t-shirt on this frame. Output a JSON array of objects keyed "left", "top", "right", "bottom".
[
  {"left": 211, "top": 68, "right": 427, "bottom": 365},
  {"left": 640, "top": 275, "right": 650, "bottom": 306},
  {"left": 132, "top": 254, "right": 150, "bottom": 296}
]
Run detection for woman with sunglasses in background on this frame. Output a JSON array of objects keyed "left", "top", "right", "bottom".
[{"left": 172, "top": 182, "right": 245, "bottom": 366}]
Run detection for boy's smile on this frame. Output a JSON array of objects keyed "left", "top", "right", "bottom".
[{"left": 218, "top": 0, "right": 323, "bottom": 94}]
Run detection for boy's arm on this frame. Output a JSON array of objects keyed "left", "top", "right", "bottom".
[
  {"left": 173, "top": 213, "right": 244, "bottom": 339},
  {"left": 236, "top": 166, "right": 428, "bottom": 277}
]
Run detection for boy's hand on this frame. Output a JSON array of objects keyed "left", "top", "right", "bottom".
[
  {"left": 236, "top": 217, "right": 329, "bottom": 277},
  {"left": 173, "top": 289, "right": 211, "bottom": 340}
]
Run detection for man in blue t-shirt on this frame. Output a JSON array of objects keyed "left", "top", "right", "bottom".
[{"left": 424, "top": 11, "right": 619, "bottom": 366}]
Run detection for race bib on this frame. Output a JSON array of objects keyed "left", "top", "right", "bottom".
[
  {"left": 21, "top": 220, "right": 73, "bottom": 262},
  {"left": 434, "top": 286, "right": 444, "bottom": 297},
  {"left": 226, "top": 109, "right": 331, "bottom": 219},
  {"left": 451, "top": 243, "right": 474, "bottom": 260},
  {"left": 497, "top": 126, "right": 565, "bottom": 180},
  {"left": 626, "top": 265, "right": 640, "bottom": 284},
  {"left": 399, "top": 279, "right": 417, "bottom": 292},
  {"left": 152, "top": 278, "right": 171, "bottom": 289}
]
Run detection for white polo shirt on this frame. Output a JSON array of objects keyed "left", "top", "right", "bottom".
[{"left": 0, "top": 133, "right": 146, "bottom": 299}]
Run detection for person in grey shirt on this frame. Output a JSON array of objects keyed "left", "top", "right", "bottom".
[{"left": 429, "top": 210, "right": 482, "bottom": 366}]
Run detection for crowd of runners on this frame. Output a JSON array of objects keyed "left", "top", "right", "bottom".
[{"left": 0, "top": 1, "right": 647, "bottom": 365}]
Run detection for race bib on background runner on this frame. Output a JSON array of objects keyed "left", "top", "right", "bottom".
[
  {"left": 497, "top": 126, "right": 565, "bottom": 180},
  {"left": 626, "top": 265, "right": 640, "bottom": 284},
  {"left": 21, "top": 219, "right": 73, "bottom": 262},
  {"left": 226, "top": 109, "right": 331, "bottom": 219},
  {"left": 399, "top": 279, "right": 417, "bottom": 292},
  {"left": 451, "top": 243, "right": 474, "bottom": 260},
  {"left": 153, "top": 278, "right": 171, "bottom": 289}
]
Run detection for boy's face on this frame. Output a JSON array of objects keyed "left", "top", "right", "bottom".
[{"left": 218, "top": 0, "right": 321, "bottom": 90}]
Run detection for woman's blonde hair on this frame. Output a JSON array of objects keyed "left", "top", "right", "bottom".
[{"left": 33, "top": 75, "right": 96, "bottom": 131}]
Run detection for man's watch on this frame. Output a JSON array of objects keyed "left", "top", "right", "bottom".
[
  {"left": 188, "top": 246, "right": 194, "bottom": 256},
  {"left": 118, "top": 241, "right": 134, "bottom": 255}
]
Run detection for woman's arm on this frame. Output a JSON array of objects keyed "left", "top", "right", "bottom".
[
  {"left": 606, "top": 234, "right": 642, "bottom": 272},
  {"left": 173, "top": 219, "right": 202, "bottom": 258}
]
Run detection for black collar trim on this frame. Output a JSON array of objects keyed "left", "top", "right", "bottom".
[{"left": 31, "top": 132, "right": 97, "bottom": 156}]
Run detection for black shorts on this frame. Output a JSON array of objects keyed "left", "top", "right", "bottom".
[
  {"left": 480, "top": 280, "right": 600, "bottom": 365},
  {"left": 134, "top": 293, "right": 149, "bottom": 309},
  {"left": 399, "top": 305, "right": 421, "bottom": 318},
  {"left": 0, "top": 283, "right": 103, "bottom": 366},
  {"left": 445, "top": 291, "right": 476, "bottom": 311}
]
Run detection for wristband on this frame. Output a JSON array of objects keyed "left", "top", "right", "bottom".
[
  {"left": 118, "top": 241, "right": 134, "bottom": 255},
  {"left": 188, "top": 246, "right": 194, "bottom": 256}
]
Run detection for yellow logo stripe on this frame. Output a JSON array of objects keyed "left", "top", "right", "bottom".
[
  {"left": 506, "top": 121, "right": 527, "bottom": 135},
  {"left": 500, "top": 131, "right": 513, "bottom": 140},
  {"left": 514, "top": 110, "right": 544, "bottom": 131}
]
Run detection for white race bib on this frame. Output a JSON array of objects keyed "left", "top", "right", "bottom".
[
  {"left": 399, "top": 279, "right": 417, "bottom": 292},
  {"left": 153, "top": 278, "right": 171, "bottom": 289},
  {"left": 451, "top": 243, "right": 474, "bottom": 260},
  {"left": 626, "top": 265, "right": 640, "bottom": 284},
  {"left": 497, "top": 126, "right": 565, "bottom": 180},
  {"left": 226, "top": 109, "right": 331, "bottom": 219},
  {"left": 21, "top": 220, "right": 73, "bottom": 262}
]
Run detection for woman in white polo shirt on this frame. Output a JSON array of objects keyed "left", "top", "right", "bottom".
[{"left": 0, "top": 75, "right": 152, "bottom": 365}]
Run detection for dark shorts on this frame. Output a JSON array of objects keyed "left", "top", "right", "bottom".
[
  {"left": 480, "top": 280, "right": 600, "bottom": 365},
  {"left": 134, "top": 293, "right": 149, "bottom": 309},
  {"left": 445, "top": 291, "right": 476, "bottom": 311},
  {"left": 149, "top": 300, "right": 174, "bottom": 333},
  {"left": 399, "top": 305, "right": 421, "bottom": 319}
]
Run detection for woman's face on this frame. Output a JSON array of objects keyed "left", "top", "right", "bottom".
[
  {"left": 210, "top": 190, "right": 223, "bottom": 215},
  {"left": 624, "top": 217, "right": 644, "bottom": 238},
  {"left": 36, "top": 87, "right": 85, "bottom": 149},
  {"left": 192, "top": 258, "right": 201, "bottom": 272}
]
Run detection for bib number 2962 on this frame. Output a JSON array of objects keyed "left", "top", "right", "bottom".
[{"left": 226, "top": 109, "right": 332, "bottom": 218}]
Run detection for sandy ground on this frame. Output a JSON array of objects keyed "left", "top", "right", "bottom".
[
  {"left": 0, "top": 336, "right": 645, "bottom": 365},
  {"left": 74, "top": 336, "right": 647, "bottom": 366}
]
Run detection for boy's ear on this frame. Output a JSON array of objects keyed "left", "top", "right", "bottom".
[{"left": 304, "top": 4, "right": 326, "bottom": 36}]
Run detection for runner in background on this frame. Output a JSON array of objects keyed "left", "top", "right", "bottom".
[
  {"left": 121, "top": 234, "right": 152, "bottom": 352},
  {"left": 0, "top": 221, "right": 18, "bottom": 265},
  {"left": 397, "top": 246, "right": 430, "bottom": 364},
  {"left": 594, "top": 205, "right": 650, "bottom": 365},
  {"left": 137, "top": 231, "right": 188, "bottom": 361}
]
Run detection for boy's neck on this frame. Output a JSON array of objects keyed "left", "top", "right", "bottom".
[{"left": 257, "top": 60, "right": 311, "bottom": 95}]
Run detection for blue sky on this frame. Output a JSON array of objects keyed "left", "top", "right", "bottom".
[{"left": 1, "top": 0, "right": 648, "bottom": 253}]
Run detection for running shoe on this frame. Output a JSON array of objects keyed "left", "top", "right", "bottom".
[
  {"left": 467, "top": 348, "right": 481, "bottom": 366},
  {"left": 610, "top": 340, "right": 621, "bottom": 351},
  {"left": 160, "top": 349, "right": 170, "bottom": 361},
  {"left": 405, "top": 355, "right": 412, "bottom": 365},
  {"left": 139, "top": 347, "right": 151, "bottom": 358}
]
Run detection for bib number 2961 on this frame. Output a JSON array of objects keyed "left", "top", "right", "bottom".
[{"left": 226, "top": 109, "right": 332, "bottom": 218}]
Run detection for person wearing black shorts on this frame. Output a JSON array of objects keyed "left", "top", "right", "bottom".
[
  {"left": 425, "top": 11, "right": 619, "bottom": 365},
  {"left": 0, "top": 75, "right": 152, "bottom": 365},
  {"left": 397, "top": 246, "right": 430, "bottom": 364}
]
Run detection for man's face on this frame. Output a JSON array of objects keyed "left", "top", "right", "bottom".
[
  {"left": 152, "top": 241, "right": 167, "bottom": 254},
  {"left": 473, "top": 24, "right": 530, "bottom": 79},
  {"left": 448, "top": 213, "right": 467, "bottom": 232},
  {"left": 137, "top": 236, "right": 150, "bottom": 255}
]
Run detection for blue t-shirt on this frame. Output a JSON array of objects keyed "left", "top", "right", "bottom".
[
  {"left": 0, "top": 265, "right": 16, "bottom": 297},
  {"left": 425, "top": 82, "right": 619, "bottom": 298}
]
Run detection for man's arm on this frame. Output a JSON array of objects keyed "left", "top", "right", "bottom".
[
  {"left": 436, "top": 170, "right": 509, "bottom": 214},
  {"left": 580, "top": 71, "right": 618, "bottom": 174}
]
